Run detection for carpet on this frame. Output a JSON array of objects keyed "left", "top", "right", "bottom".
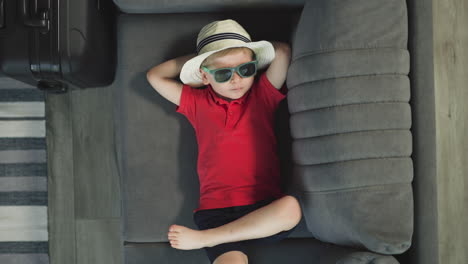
[{"left": 0, "top": 77, "right": 49, "bottom": 264}]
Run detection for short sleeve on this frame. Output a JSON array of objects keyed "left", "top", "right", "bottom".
[
  {"left": 257, "top": 71, "right": 287, "bottom": 110},
  {"left": 176, "top": 84, "right": 197, "bottom": 127}
]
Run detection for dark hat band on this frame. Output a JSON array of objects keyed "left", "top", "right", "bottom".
[{"left": 197, "top": 33, "right": 251, "bottom": 54}]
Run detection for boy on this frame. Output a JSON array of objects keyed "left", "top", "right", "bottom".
[{"left": 146, "top": 19, "right": 302, "bottom": 264}]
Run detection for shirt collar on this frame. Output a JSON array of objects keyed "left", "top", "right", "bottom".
[{"left": 207, "top": 84, "right": 251, "bottom": 105}]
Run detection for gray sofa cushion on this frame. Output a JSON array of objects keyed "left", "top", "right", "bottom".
[
  {"left": 287, "top": 0, "right": 413, "bottom": 255},
  {"left": 124, "top": 239, "right": 399, "bottom": 264},
  {"left": 336, "top": 252, "right": 399, "bottom": 264},
  {"left": 113, "top": 0, "right": 304, "bottom": 14},
  {"left": 114, "top": 10, "right": 313, "bottom": 243}
]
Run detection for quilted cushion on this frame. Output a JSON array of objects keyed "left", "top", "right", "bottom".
[{"left": 286, "top": 0, "right": 413, "bottom": 254}]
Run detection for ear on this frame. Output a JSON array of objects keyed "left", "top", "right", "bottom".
[{"left": 199, "top": 68, "right": 210, "bottom": 85}]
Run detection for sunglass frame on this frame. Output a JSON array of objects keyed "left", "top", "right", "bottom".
[{"left": 202, "top": 60, "right": 258, "bottom": 83}]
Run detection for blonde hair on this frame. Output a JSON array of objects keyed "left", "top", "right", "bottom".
[{"left": 200, "top": 47, "right": 255, "bottom": 69}]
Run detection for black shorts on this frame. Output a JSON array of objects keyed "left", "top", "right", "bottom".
[{"left": 193, "top": 197, "right": 297, "bottom": 263}]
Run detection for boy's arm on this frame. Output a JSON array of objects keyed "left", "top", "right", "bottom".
[
  {"left": 146, "top": 53, "right": 199, "bottom": 106},
  {"left": 265, "top": 41, "right": 292, "bottom": 90}
]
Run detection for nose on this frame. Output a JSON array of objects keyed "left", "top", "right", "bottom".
[{"left": 230, "top": 71, "right": 242, "bottom": 82}]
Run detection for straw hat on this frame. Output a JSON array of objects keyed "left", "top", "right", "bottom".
[{"left": 180, "top": 19, "right": 275, "bottom": 85}]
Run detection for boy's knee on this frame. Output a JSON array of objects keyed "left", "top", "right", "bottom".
[
  {"left": 281, "top": 195, "right": 302, "bottom": 229},
  {"left": 213, "top": 250, "right": 248, "bottom": 264}
]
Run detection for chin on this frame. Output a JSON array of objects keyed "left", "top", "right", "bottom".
[
  {"left": 231, "top": 90, "right": 246, "bottom": 98},
  {"left": 233, "top": 87, "right": 249, "bottom": 95}
]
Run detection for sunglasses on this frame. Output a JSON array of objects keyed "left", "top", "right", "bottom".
[{"left": 202, "top": 60, "right": 258, "bottom": 83}]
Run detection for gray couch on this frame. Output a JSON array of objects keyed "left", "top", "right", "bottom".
[{"left": 111, "top": 0, "right": 438, "bottom": 263}]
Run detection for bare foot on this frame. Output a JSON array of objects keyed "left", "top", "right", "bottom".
[{"left": 167, "top": 224, "right": 212, "bottom": 250}]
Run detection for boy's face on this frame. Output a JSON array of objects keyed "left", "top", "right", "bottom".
[{"left": 199, "top": 50, "right": 255, "bottom": 102}]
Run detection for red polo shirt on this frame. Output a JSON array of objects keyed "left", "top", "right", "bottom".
[{"left": 176, "top": 71, "right": 288, "bottom": 212}]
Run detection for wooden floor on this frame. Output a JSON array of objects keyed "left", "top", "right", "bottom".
[
  {"left": 46, "top": 85, "right": 123, "bottom": 264},
  {"left": 433, "top": 0, "right": 468, "bottom": 263}
]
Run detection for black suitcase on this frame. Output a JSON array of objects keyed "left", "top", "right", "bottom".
[{"left": 0, "top": 0, "right": 116, "bottom": 93}]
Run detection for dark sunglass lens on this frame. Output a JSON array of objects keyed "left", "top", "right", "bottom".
[
  {"left": 215, "top": 69, "right": 232, "bottom": 82},
  {"left": 239, "top": 63, "right": 256, "bottom": 77}
]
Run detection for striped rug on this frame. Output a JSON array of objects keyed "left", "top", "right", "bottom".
[{"left": 0, "top": 77, "right": 49, "bottom": 263}]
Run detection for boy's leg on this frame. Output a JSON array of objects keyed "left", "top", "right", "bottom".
[
  {"left": 213, "top": 251, "right": 248, "bottom": 264},
  {"left": 168, "top": 195, "right": 302, "bottom": 250}
]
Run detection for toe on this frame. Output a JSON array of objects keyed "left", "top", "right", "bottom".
[
  {"left": 169, "top": 225, "right": 180, "bottom": 232},
  {"left": 170, "top": 241, "right": 178, "bottom": 247}
]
